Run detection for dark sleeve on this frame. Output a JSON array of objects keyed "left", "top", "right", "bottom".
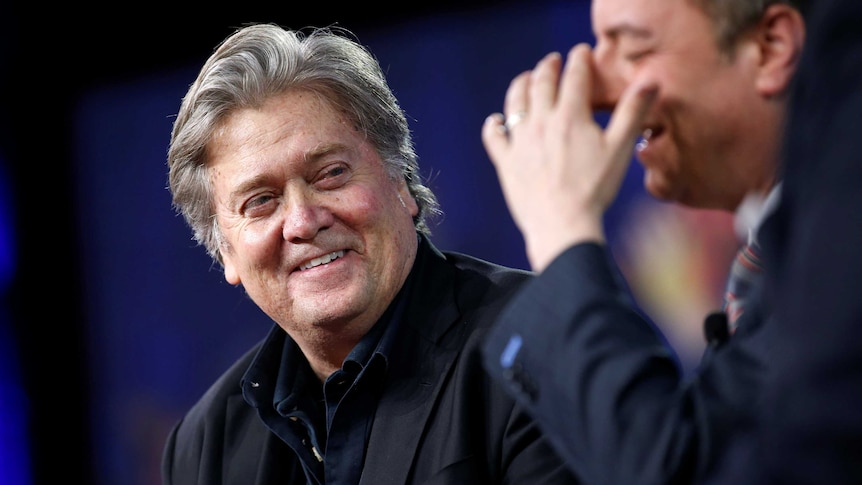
[
  {"left": 752, "top": 0, "right": 862, "bottom": 482},
  {"left": 482, "top": 242, "right": 767, "bottom": 485}
]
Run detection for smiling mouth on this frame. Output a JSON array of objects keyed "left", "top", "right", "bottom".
[
  {"left": 636, "top": 128, "right": 654, "bottom": 152},
  {"left": 299, "top": 250, "right": 346, "bottom": 271},
  {"left": 636, "top": 127, "right": 664, "bottom": 152}
]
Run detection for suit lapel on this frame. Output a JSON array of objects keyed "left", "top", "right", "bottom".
[{"left": 360, "top": 238, "right": 464, "bottom": 484}]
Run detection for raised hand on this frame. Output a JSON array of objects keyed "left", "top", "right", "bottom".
[{"left": 482, "top": 43, "right": 658, "bottom": 272}]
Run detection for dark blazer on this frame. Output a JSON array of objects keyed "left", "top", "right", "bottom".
[
  {"left": 484, "top": 4, "right": 862, "bottom": 485},
  {"left": 742, "top": 0, "right": 862, "bottom": 482},
  {"left": 482, "top": 242, "right": 773, "bottom": 485},
  {"left": 162, "top": 236, "right": 580, "bottom": 484}
]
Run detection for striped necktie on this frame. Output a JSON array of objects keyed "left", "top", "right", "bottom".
[{"left": 722, "top": 240, "right": 765, "bottom": 331}]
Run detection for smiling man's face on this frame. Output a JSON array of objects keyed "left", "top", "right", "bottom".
[{"left": 209, "top": 88, "right": 419, "bottom": 341}]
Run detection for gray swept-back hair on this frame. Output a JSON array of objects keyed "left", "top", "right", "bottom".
[
  {"left": 693, "top": 0, "right": 809, "bottom": 54},
  {"left": 167, "top": 23, "right": 441, "bottom": 265}
]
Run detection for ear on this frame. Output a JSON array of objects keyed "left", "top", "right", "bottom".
[
  {"left": 753, "top": 4, "right": 806, "bottom": 97},
  {"left": 222, "top": 250, "right": 242, "bottom": 285},
  {"left": 397, "top": 179, "right": 419, "bottom": 217}
]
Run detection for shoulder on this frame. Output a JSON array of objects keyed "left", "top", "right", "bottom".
[
  {"left": 440, "top": 250, "right": 534, "bottom": 325},
  {"left": 444, "top": 249, "right": 533, "bottom": 288},
  {"left": 415, "top": 236, "right": 533, "bottom": 311},
  {"left": 166, "top": 341, "right": 263, "bottom": 444},
  {"left": 161, "top": 341, "right": 269, "bottom": 481}
]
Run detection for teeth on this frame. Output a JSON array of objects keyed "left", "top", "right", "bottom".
[
  {"left": 636, "top": 128, "right": 654, "bottom": 152},
  {"left": 300, "top": 250, "right": 345, "bottom": 271}
]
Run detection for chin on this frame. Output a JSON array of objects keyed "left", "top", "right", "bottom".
[{"left": 643, "top": 172, "right": 678, "bottom": 203}]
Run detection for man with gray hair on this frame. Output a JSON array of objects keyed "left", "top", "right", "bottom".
[{"left": 161, "top": 23, "right": 578, "bottom": 485}]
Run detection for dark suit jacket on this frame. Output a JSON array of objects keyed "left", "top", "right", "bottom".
[
  {"left": 482, "top": 242, "right": 773, "bottom": 485},
  {"left": 740, "top": 0, "right": 862, "bottom": 482},
  {"left": 161, "top": 236, "right": 580, "bottom": 484}
]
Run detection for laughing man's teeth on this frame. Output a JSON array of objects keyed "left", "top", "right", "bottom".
[
  {"left": 636, "top": 128, "right": 653, "bottom": 152},
  {"left": 300, "top": 250, "right": 345, "bottom": 271}
]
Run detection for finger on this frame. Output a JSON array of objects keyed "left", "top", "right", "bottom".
[
  {"left": 556, "top": 43, "right": 595, "bottom": 124},
  {"left": 504, "top": 70, "right": 532, "bottom": 118},
  {"left": 529, "top": 51, "right": 563, "bottom": 116},
  {"left": 605, "top": 79, "right": 659, "bottom": 161},
  {"left": 482, "top": 113, "right": 508, "bottom": 165}
]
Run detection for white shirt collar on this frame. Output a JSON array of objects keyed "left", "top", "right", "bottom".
[{"left": 734, "top": 183, "right": 782, "bottom": 246}]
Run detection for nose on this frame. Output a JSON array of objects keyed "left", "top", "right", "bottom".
[
  {"left": 281, "top": 191, "right": 333, "bottom": 243},
  {"left": 590, "top": 45, "right": 626, "bottom": 112}
]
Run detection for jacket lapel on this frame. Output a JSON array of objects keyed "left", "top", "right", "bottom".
[{"left": 360, "top": 237, "right": 464, "bottom": 484}]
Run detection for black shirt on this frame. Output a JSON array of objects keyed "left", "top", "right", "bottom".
[{"left": 241, "top": 269, "right": 413, "bottom": 485}]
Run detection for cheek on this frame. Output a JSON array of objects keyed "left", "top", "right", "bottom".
[
  {"left": 336, "top": 179, "right": 404, "bottom": 225},
  {"left": 339, "top": 193, "right": 391, "bottom": 230},
  {"left": 221, "top": 217, "right": 283, "bottom": 267}
]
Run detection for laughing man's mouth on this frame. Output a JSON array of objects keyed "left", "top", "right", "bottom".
[
  {"left": 636, "top": 128, "right": 653, "bottom": 152},
  {"left": 299, "top": 250, "right": 345, "bottom": 271}
]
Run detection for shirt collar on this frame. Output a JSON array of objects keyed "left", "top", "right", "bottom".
[
  {"left": 734, "top": 183, "right": 783, "bottom": 247},
  {"left": 241, "top": 233, "right": 422, "bottom": 409}
]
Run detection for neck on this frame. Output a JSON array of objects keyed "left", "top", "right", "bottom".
[{"left": 290, "top": 322, "right": 367, "bottom": 382}]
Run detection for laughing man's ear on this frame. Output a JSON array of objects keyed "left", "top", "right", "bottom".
[{"left": 753, "top": 3, "right": 806, "bottom": 97}]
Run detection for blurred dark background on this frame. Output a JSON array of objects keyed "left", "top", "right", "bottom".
[{"left": 1, "top": 2, "right": 733, "bottom": 484}]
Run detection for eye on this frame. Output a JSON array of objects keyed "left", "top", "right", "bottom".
[
  {"left": 241, "top": 192, "right": 278, "bottom": 217},
  {"left": 314, "top": 163, "right": 350, "bottom": 190},
  {"left": 623, "top": 49, "right": 651, "bottom": 63}
]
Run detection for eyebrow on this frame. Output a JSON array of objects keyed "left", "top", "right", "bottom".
[
  {"left": 305, "top": 142, "right": 348, "bottom": 162},
  {"left": 601, "top": 23, "right": 653, "bottom": 40}
]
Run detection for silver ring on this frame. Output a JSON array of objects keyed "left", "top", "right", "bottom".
[{"left": 504, "top": 111, "right": 528, "bottom": 131}]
